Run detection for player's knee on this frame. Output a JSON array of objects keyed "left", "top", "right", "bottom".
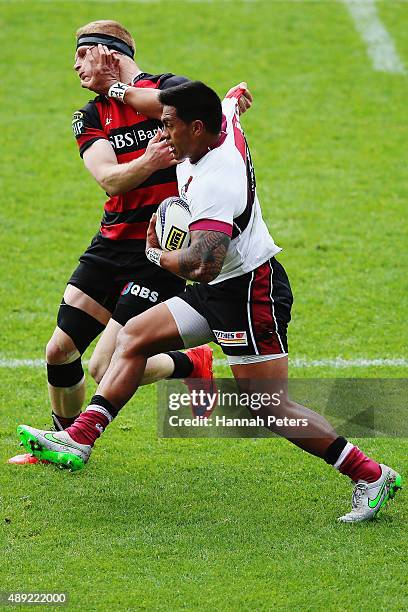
[
  {"left": 88, "top": 354, "right": 109, "bottom": 384},
  {"left": 46, "top": 335, "right": 77, "bottom": 365},
  {"left": 46, "top": 334, "right": 84, "bottom": 389}
]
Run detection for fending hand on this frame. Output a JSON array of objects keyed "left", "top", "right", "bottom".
[
  {"left": 146, "top": 214, "right": 161, "bottom": 251},
  {"left": 84, "top": 44, "right": 121, "bottom": 94},
  {"left": 226, "top": 81, "right": 253, "bottom": 115},
  {"left": 144, "top": 129, "right": 179, "bottom": 171}
]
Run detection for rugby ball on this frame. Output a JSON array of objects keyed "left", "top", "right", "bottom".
[{"left": 156, "top": 197, "right": 191, "bottom": 251}]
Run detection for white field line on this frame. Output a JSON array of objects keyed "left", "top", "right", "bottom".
[
  {"left": 0, "top": 359, "right": 47, "bottom": 368},
  {"left": 342, "top": 0, "right": 406, "bottom": 74},
  {"left": 1, "top": 357, "right": 407, "bottom": 369}
]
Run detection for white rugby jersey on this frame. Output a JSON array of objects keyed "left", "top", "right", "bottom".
[{"left": 177, "top": 94, "right": 281, "bottom": 284}]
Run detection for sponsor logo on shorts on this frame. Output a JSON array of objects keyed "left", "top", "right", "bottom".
[
  {"left": 214, "top": 330, "right": 248, "bottom": 346},
  {"left": 121, "top": 282, "right": 159, "bottom": 303},
  {"left": 165, "top": 227, "right": 187, "bottom": 251}
]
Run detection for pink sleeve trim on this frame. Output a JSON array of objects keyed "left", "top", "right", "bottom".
[{"left": 189, "top": 219, "right": 233, "bottom": 237}]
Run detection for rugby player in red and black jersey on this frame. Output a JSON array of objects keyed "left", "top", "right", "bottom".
[{"left": 10, "top": 20, "right": 230, "bottom": 465}]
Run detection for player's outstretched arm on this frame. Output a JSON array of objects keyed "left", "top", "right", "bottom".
[
  {"left": 122, "top": 87, "right": 163, "bottom": 120},
  {"left": 146, "top": 216, "right": 230, "bottom": 283},
  {"left": 83, "top": 130, "right": 177, "bottom": 196}
]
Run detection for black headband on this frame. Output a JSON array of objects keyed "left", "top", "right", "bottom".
[{"left": 76, "top": 33, "right": 134, "bottom": 59}]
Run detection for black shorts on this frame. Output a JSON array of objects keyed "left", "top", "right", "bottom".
[
  {"left": 68, "top": 236, "right": 186, "bottom": 325},
  {"left": 179, "top": 257, "right": 293, "bottom": 357}
]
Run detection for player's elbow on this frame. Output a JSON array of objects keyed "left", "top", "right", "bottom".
[
  {"left": 98, "top": 177, "right": 124, "bottom": 196},
  {"left": 96, "top": 167, "right": 126, "bottom": 196}
]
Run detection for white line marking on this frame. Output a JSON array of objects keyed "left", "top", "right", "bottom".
[
  {"left": 1, "top": 357, "right": 407, "bottom": 369},
  {"left": 342, "top": 0, "right": 406, "bottom": 74},
  {"left": 0, "top": 359, "right": 46, "bottom": 368},
  {"left": 0, "top": 358, "right": 90, "bottom": 368}
]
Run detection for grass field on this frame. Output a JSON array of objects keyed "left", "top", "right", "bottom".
[{"left": 1, "top": 0, "right": 407, "bottom": 610}]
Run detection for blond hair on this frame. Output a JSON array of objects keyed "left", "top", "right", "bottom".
[{"left": 76, "top": 20, "right": 135, "bottom": 55}]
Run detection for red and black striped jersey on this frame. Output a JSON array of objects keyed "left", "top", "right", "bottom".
[{"left": 72, "top": 72, "right": 188, "bottom": 252}]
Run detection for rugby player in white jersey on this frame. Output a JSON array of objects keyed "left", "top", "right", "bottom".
[{"left": 18, "top": 79, "right": 401, "bottom": 523}]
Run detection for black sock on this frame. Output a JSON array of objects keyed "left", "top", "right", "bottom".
[
  {"left": 166, "top": 351, "right": 194, "bottom": 378},
  {"left": 324, "top": 436, "right": 348, "bottom": 465},
  {"left": 89, "top": 394, "right": 121, "bottom": 419},
  {"left": 52, "top": 411, "right": 80, "bottom": 431}
]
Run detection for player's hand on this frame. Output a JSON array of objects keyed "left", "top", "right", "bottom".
[
  {"left": 144, "top": 129, "right": 178, "bottom": 172},
  {"left": 146, "top": 214, "right": 161, "bottom": 250},
  {"left": 84, "top": 44, "right": 121, "bottom": 94},
  {"left": 226, "top": 81, "right": 253, "bottom": 115}
]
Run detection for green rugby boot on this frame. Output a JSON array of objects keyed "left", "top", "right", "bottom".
[
  {"left": 338, "top": 464, "right": 402, "bottom": 523},
  {"left": 17, "top": 425, "right": 91, "bottom": 471}
]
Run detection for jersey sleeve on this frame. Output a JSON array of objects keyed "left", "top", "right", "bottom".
[
  {"left": 72, "top": 99, "right": 108, "bottom": 158},
  {"left": 158, "top": 74, "right": 190, "bottom": 90},
  {"left": 221, "top": 96, "right": 240, "bottom": 121}
]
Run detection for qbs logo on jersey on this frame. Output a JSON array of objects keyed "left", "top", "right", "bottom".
[
  {"left": 165, "top": 227, "right": 188, "bottom": 251},
  {"left": 214, "top": 330, "right": 248, "bottom": 347},
  {"left": 121, "top": 282, "right": 159, "bottom": 303},
  {"left": 72, "top": 111, "right": 84, "bottom": 137}
]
